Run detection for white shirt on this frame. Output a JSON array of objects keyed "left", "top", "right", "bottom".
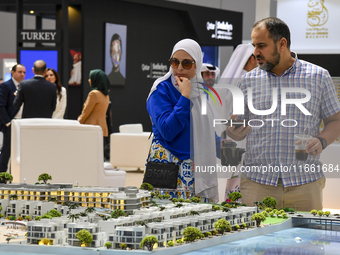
[{"left": 12, "top": 77, "right": 23, "bottom": 119}]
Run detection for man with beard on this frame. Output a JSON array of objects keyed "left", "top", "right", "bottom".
[
  {"left": 107, "top": 33, "right": 125, "bottom": 85},
  {"left": 201, "top": 63, "right": 220, "bottom": 87},
  {"left": 226, "top": 17, "right": 340, "bottom": 211}
]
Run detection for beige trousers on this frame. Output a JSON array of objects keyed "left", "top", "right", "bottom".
[{"left": 240, "top": 173, "right": 326, "bottom": 211}]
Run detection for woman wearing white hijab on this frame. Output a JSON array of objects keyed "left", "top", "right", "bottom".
[{"left": 146, "top": 39, "right": 221, "bottom": 203}]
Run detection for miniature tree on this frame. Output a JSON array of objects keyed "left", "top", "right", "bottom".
[
  {"left": 178, "top": 198, "right": 185, "bottom": 203},
  {"left": 324, "top": 211, "right": 331, "bottom": 217},
  {"left": 9, "top": 216, "right": 16, "bottom": 220},
  {"left": 135, "top": 220, "right": 148, "bottom": 228},
  {"left": 262, "top": 211, "right": 268, "bottom": 217},
  {"left": 25, "top": 215, "right": 32, "bottom": 221},
  {"left": 185, "top": 199, "right": 191, "bottom": 203},
  {"left": 212, "top": 229, "right": 218, "bottom": 235},
  {"left": 41, "top": 214, "right": 52, "bottom": 219},
  {"left": 310, "top": 209, "right": 317, "bottom": 216},
  {"left": 85, "top": 207, "right": 96, "bottom": 214},
  {"left": 190, "top": 197, "right": 201, "bottom": 203},
  {"left": 235, "top": 224, "right": 240, "bottom": 230},
  {"left": 288, "top": 207, "right": 295, "bottom": 212},
  {"left": 167, "top": 240, "right": 174, "bottom": 247},
  {"left": 75, "top": 229, "right": 93, "bottom": 247},
  {"left": 48, "top": 197, "right": 58, "bottom": 202},
  {"left": 189, "top": 210, "right": 200, "bottom": 216},
  {"left": 80, "top": 212, "right": 88, "bottom": 217},
  {"left": 140, "top": 183, "right": 153, "bottom": 191},
  {"left": 251, "top": 213, "right": 266, "bottom": 227},
  {"left": 214, "top": 219, "right": 231, "bottom": 235},
  {"left": 9, "top": 194, "right": 18, "bottom": 200},
  {"left": 0, "top": 213, "right": 4, "bottom": 218},
  {"left": 228, "top": 192, "right": 242, "bottom": 201},
  {"left": 150, "top": 192, "right": 156, "bottom": 198},
  {"left": 35, "top": 216, "right": 42, "bottom": 221},
  {"left": 41, "top": 238, "right": 51, "bottom": 245},
  {"left": 175, "top": 203, "right": 184, "bottom": 208},
  {"left": 38, "top": 173, "right": 52, "bottom": 184},
  {"left": 111, "top": 209, "right": 127, "bottom": 219},
  {"left": 47, "top": 209, "right": 62, "bottom": 218},
  {"left": 119, "top": 243, "right": 127, "bottom": 250},
  {"left": 6, "top": 237, "right": 11, "bottom": 244},
  {"left": 265, "top": 208, "right": 273, "bottom": 213},
  {"left": 68, "top": 213, "right": 80, "bottom": 222},
  {"left": 317, "top": 210, "right": 324, "bottom": 217},
  {"left": 212, "top": 205, "right": 221, "bottom": 211},
  {"left": 242, "top": 222, "right": 247, "bottom": 229},
  {"left": 176, "top": 239, "right": 183, "bottom": 244},
  {"left": 104, "top": 242, "right": 112, "bottom": 249},
  {"left": 171, "top": 198, "right": 178, "bottom": 203},
  {"left": 222, "top": 207, "right": 231, "bottom": 213},
  {"left": 183, "top": 227, "right": 202, "bottom": 242},
  {"left": 17, "top": 216, "right": 24, "bottom": 221},
  {"left": 269, "top": 211, "right": 275, "bottom": 217},
  {"left": 68, "top": 203, "right": 80, "bottom": 210},
  {"left": 139, "top": 235, "right": 158, "bottom": 251},
  {"left": 282, "top": 212, "right": 288, "bottom": 218},
  {"left": 262, "top": 196, "right": 277, "bottom": 209},
  {"left": 159, "top": 206, "right": 165, "bottom": 211},
  {"left": 204, "top": 231, "right": 212, "bottom": 237},
  {"left": 0, "top": 205, "right": 2, "bottom": 213},
  {"left": 0, "top": 172, "right": 13, "bottom": 184}
]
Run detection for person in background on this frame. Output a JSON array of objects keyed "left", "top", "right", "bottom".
[
  {"left": 13, "top": 60, "right": 56, "bottom": 118},
  {"left": 45, "top": 68, "right": 67, "bottom": 119},
  {"left": 0, "top": 64, "right": 26, "bottom": 178},
  {"left": 146, "top": 39, "right": 222, "bottom": 203},
  {"left": 218, "top": 44, "right": 257, "bottom": 122},
  {"left": 78, "top": 69, "right": 110, "bottom": 142},
  {"left": 201, "top": 63, "right": 220, "bottom": 87}
]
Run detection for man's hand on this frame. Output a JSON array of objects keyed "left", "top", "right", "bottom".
[
  {"left": 175, "top": 76, "right": 191, "bottom": 99},
  {"left": 226, "top": 125, "right": 251, "bottom": 141},
  {"left": 305, "top": 137, "right": 323, "bottom": 157}
]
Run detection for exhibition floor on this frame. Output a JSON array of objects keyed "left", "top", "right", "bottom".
[{"left": 181, "top": 227, "right": 340, "bottom": 255}]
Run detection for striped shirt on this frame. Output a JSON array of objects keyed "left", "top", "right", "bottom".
[{"left": 237, "top": 53, "right": 340, "bottom": 187}]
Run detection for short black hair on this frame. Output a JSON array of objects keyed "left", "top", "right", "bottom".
[
  {"left": 110, "top": 33, "right": 122, "bottom": 55},
  {"left": 33, "top": 60, "right": 47, "bottom": 74},
  {"left": 253, "top": 17, "right": 291, "bottom": 49},
  {"left": 12, "top": 64, "right": 24, "bottom": 72}
]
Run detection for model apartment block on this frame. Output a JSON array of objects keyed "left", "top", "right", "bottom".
[
  {"left": 26, "top": 202, "right": 256, "bottom": 249},
  {"left": 0, "top": 183, "right": 151, "bottom": 216}
]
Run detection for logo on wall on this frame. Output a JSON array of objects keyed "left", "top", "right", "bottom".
[
  {"left": 206, "top": 21, "right": 233, "bottom": 40},
  {"left": 306, "top": 0, "right": 328, "bottom": 39},
  {"left": 142, "top": 63, "right": 168, "bottom": 79}
]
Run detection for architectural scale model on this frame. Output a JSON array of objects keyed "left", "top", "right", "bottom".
[{"left": 0, "top": 182, "right": 259, "bottom": 251}]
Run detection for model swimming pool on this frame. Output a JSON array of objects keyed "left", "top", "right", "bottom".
[{"left": 181, "top": 227, "right": 340, "bottom": 255}]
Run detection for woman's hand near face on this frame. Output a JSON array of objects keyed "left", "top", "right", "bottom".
[{"left": 175, "top": 76, "right": 191, "bottom": 99}]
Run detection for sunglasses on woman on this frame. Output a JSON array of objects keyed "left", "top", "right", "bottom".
[{"left": 169, "top": 58, "right": 195, "bottom": 70}]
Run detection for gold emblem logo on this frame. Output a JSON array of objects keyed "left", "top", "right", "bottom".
[{"left": 307, "top": 0, "right": 328, "bottom": 27}]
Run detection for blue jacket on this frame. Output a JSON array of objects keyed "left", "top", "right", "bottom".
[{"left": 147, "top": 76, "right": 221, "bottom": 160}]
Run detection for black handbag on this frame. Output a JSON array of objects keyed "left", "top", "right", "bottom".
[{"left": 143, "top": 161, "right": 180, "bottom": 189}]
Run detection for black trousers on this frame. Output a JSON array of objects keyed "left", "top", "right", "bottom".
[{"left": 0, "top": 126, "right": 11, "bottom": 174}]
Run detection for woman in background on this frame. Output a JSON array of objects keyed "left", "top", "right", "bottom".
[
  {"left": 45, "top": 68, "right": 67, "bottom": 119},
  {"left": 78, "top": 69, "right": 110, "bottom": 138}
]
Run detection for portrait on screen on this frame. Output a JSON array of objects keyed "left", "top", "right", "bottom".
[{"left": 105, "top": 23, "right": 127, "bottom": 86}]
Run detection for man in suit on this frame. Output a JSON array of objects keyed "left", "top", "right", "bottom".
[
  {"left": 0, "top": 64, "right": 26, "bottom": 176},
  {"left": 14, "top": 60, "right": 56, "bottom": 118}
]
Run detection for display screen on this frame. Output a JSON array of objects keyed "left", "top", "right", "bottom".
[{"left": 19, "top": 49, "right": 58, "bottom": 79}]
